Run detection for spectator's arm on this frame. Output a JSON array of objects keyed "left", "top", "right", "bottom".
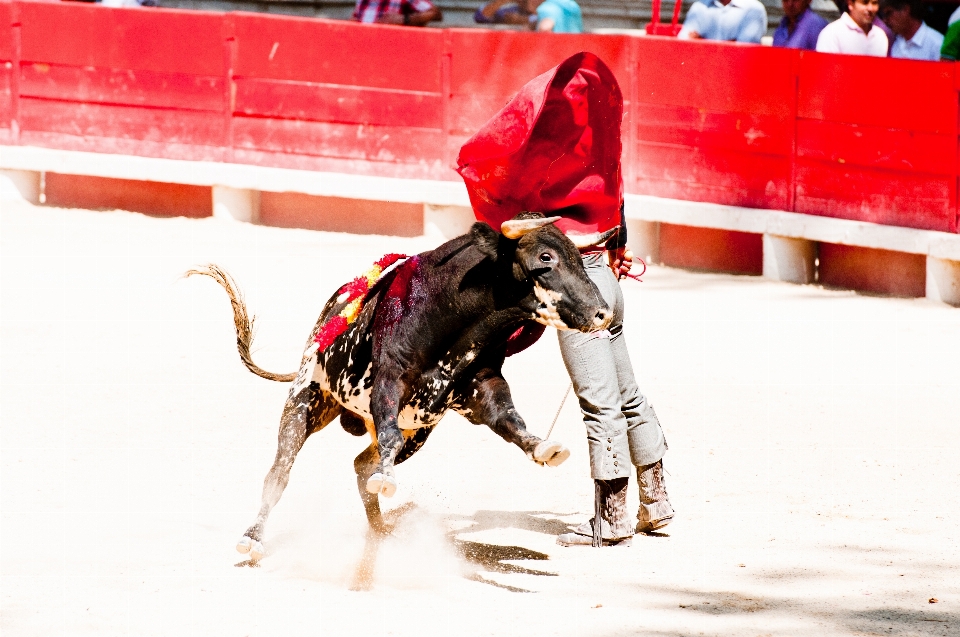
[
  {"left": 385, "top": 0, "right": 441, "bottom": 24},
  {"left": 804, "top": 16, "right": 828, "bottom": 50},
  {"left": 406, "top": 5, "right": 442, "bottom": 24},
  {"left": 477, "top": 5, "right": 531, "bottom": 23},
  {"left": 475, "top": 0, "right": 519, "bottom": 21},
  {"left": 534, "top": 1, "right": 562, "bottom": 31},
  {"left": 736, "top": 3, "right": 767, "bottom": 42},
  {"left": 678, "top": 2, "right": 705, "bottom": 38}
]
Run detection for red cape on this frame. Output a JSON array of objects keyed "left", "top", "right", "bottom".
[{"left": 457, "top": 52, "right": 623, "bottom": 235}]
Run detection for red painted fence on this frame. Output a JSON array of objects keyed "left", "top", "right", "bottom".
[{"left": 1, "top": 0, "right": 958, "bottom": 232}]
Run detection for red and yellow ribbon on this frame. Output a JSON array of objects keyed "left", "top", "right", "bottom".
[{"left": 314, "top": 253, "right": 408, "bottom": 352}]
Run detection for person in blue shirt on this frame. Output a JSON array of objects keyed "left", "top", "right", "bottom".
[
  {"left": 535, "top": 0, "right": 584, "bottom": 32},
  {"left": 881, "top": 0, "right": 944, "bottom": 60},
  {"left": 475, "top": 0, "right": 584, "bottom": 32},
  {"left": 678, "top": 0, "right": 768, "bottom": 42},
  {"left": 773, "top": 0, "right": 829, "bottom": 48}
]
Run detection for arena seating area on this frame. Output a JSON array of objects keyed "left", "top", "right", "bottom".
[{"left": 1, "top": 0, "right": 959, "bottom": 303}]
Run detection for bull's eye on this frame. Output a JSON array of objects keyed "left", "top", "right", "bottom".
[{"left": 539, "top": 252, "right": 554, "bottom": 263}]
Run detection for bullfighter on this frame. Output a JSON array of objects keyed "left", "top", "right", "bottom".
[{"left": 457, "top": 52, "right": 674, "bottom": 547}]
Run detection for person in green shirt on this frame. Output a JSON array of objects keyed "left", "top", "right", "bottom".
[{"left": 941, "top": 20, "right": 960, "bottom": 60}]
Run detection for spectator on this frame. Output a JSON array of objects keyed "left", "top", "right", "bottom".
[
  {"left": 474, "top": 0, "right": 584, "bottom": 32},
  {"left": 773, "top": 0, "right": 828, "bottom": 48},
  {"left": 881, "top": 0, "right": 944, "bottom": 60},
  {"left": 353, "top": 0, "right": 441, "bottom": 25},
  {"left": 940, "top": 5, "right": 960, "bottom": 59},
  {"left": 678, "top": 0, "right": 768, "bottom": 43},
  {"left": 816, "top": 0, "right": 888, "bottom": 55},
  {"left": 830, "top": 0, "right": 894, "bottom": 52}
]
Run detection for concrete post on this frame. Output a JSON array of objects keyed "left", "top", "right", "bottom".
[
  {"left": 763, "top": 234, "right": 816, "bottom": 284},
  {"left": 926, "top": 256, "right": 960, "bottom": 306},
  {"left": 212, "top": 186, "right": 259, "bottom": 223},
  {"left": 424, "top": 204, "right": 476, "bottom": 240},
  {"left": 626, "top": 219, "right": 660, "bottom": 265},
  {"left": 0, "top": 170, "right": 42, "bottom": 205}
]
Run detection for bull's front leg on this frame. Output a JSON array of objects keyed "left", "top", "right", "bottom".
[
  {"left": 366, "top": 373, "right": 408, "bottom": 498},
  {"left": 453, "top": 368, "right": 570, "bottom": 467}
]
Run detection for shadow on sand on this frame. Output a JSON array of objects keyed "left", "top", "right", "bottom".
[
  {"left": 348, "top": 507, "right": 574, "bottom": 593},
  {"left": 446, "top": 509, "right": 577, "bottom": 593}
]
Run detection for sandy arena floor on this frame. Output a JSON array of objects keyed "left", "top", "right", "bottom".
[{"left": 2, "top": 199, "right": 958, "bottom": 636}]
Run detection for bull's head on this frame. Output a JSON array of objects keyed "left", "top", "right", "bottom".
[{"left": 471, "top": 212, "right": 615, "bottom": 332}]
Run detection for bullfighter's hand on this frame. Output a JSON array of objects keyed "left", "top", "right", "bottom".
[{"left": 609, "top": 247, "right": 634, "bottom": 280}]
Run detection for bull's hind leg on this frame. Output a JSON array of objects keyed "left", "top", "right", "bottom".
[
  {"left": 354, "top": 426, "right": 434, "bottom": 533},
  {"left": 237, "top": 388, "right": 341, "bottom": 561}
]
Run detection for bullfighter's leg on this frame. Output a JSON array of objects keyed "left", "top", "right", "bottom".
[
  {"left": 451, "top": 368, "right": 570, "bottom": 467},
  {"left": 236, "top": 387, "right": 341, "bottom": 561},
  {"left": 354, "top": 425, "right": 434, "bottom": 532},
  {"left": 556, "top": 252, "right": 670, "bottom": 546}
]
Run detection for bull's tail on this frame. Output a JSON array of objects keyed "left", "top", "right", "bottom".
[{"left": 185, "top": 264, "right": 298, "bottom": 383}]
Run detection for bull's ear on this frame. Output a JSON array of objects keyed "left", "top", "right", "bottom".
[{"left": 470, "top": 222, "right": 500, "bottom": 261}]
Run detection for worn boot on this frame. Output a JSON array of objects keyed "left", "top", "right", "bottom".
[
  {"left": 557, "top": 478, "right": 634, "bottom": 547},
  {"left": 636, "top": 459, "right": 673, "bottom": 533}
]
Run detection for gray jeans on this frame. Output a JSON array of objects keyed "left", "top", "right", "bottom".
[{"left": 558, "top": 252, "right": 667, "bottom": 480}]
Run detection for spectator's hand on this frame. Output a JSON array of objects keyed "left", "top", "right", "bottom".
[
  {"left": 376, "top": 13, "right": 406, "bottom": 23},
  {"left": 608, "top": 247, "right": 634, "bottom": 280},
  {"left": 687, "top": 30, "right": 703, "bottom": 38},
  {"left": 537, "top": 16, "right": 555, "bottom": 30}
]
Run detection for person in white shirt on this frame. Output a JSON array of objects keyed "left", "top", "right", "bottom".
[
  {"left": 880, "top": 0, "right": 944, "bottom": 60},
  {"left": 816, "top": 0, "right": 889, "bottom": 55}
]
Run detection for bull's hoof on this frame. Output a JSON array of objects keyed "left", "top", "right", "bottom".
[
  {"left": 366, "top": 473, "right": 397, "bottom": 497},
  {"left": 236, "top": 536, "right": 265, "bottom": 561},
  {"left": 534, "top": 440, "right": 571, "bottom": 467}
]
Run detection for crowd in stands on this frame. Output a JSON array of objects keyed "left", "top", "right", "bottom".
[
  {"left": 463, "top": 0, "right": 960, "bottom": 62},
  {"left": 69, "top": 0, "right": 960, "bottom": 60},
  {"left": 676, "top": 0, "right": 954, "bottom": 60},
  {"left": 384, "top": 0, "right": 956, "bottom": 61}
]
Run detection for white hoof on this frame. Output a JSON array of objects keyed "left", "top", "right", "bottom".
[
  {"left": 534, "top": 440, "right": 571, "bottom": 467},
  {"left": 366, "top": 473, "right": 398, "bottom": 497},
  {"left": 237, "top": 536, "right": 265, "bottom": 561}
]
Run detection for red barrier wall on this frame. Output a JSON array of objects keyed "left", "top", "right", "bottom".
[
  {"left": 17, "top": 1, "right": 225, "bottom": 160},
  {"left": 230, "top": 13, "right": 447, "bottom": 178},
  {"left": 795, "top": 53, "right": 957, "bottom": 232},
  {"left": 0, "top": 1, "right": 15, "bottom": 145},
  {"left": 633, "top": 38, "right": 796, "bottom": 211},
  {"left": 3, "top": 1, "right": 958, "bottom": 233}
]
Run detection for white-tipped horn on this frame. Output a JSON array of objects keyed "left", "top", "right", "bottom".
[
  {"left": 565, "top": 226, "right": 620, "bottom": 249},
  {"left": 500, "top": 216, "right": 562, "bottom": 239}
]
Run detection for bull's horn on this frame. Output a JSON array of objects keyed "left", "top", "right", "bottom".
[
  {"left": 500, "top": 216, "right": 562, "bottom": 239},
  {"left": 566, "top": 226, "right": 620, "bottom": 249}
]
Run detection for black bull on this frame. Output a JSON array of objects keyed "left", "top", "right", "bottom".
[{"left": 188, "top": 215, "right": 616, "bottom": 562}]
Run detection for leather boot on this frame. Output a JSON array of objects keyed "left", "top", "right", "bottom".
[
  {"left": 637, "top": 459, "right": 673, "bottom": 533},
  {"left": 557, "top": 478, "right": 633, "bottom": 547}
]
